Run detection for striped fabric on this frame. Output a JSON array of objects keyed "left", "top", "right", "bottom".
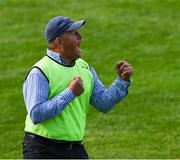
[{"left": 23, "top": 49, "right": 130, "bottom": 124}]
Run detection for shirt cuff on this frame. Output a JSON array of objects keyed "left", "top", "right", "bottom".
[
  {"left": 61, "top": 88, "right": 76, "bottom": 103},
  {"left": 114, "top": 77, "right": 131, "bottom": 90}
]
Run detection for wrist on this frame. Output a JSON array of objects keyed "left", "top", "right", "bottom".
[
  {"left": 62, "top": 88, "right": 76, "bottom": 102},
  {"left": 120, "top": 76, "right": 129, "bottom": 81},
  {"left": 116, "top": 76, "right": 131, "bottom": 88}
]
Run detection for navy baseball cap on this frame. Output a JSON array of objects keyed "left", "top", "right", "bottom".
[{"left": 44, "top": 16, "right": 86, "bottom": 43}]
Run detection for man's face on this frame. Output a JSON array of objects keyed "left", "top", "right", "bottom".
[{"left": 60, "top": 30, "right": 83, "bottom": 61}]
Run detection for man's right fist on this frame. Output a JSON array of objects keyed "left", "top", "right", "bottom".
[{"left": 69, "top": 77, "right": 84, "bottom": 96}]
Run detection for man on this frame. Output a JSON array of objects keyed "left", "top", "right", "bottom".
[{"left": 22, "top": 16, "right": 133, "bottom": 159}]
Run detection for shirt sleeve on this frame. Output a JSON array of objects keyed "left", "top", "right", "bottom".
[
  {"left": 90, "top": 66, "right": 131, "bottom": 113},
  {"left": 23, "top": 68, "right": 76, "bottom": 124}
]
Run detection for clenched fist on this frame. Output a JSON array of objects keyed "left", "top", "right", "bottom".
[
  {"left": 69, "top": 77, "right": 84, "bottom": 96},
  {"left": 116, "top": 61, "right": 133, "bottom": 81}
]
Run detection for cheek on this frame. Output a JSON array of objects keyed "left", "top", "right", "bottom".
[{"left": 64, "top": 38, "right": 76, "bottom": 48}]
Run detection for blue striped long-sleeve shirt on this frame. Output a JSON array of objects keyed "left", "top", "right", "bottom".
[{"left": 23, "top": 49, "right": 131, "bottom": 124}]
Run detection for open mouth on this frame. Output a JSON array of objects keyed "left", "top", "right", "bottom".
[{"left": 77, "top": 42, "right": 80, "bottom": 48}]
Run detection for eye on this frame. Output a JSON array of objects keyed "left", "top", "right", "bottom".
[{"left": 75, "top": 31, "right": 78, "bottom": 35}]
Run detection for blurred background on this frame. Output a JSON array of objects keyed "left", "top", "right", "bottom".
[{"left": 0, "top": 0, "right": 180, "bottom": 158}]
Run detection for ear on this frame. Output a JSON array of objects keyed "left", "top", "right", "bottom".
[
  {"left": 54, "top": 37, "right": 62, "bottom": 46},
  {"left": 55, "top": 37, "right": 64, "bottom": 53}
]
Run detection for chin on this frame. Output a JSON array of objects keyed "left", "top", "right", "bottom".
[
  {"left": 77, "top": 52, "right": 82, "bottom": 58},
  {"left": 73, "top": 55, "right": 81, "bottom": 61}
]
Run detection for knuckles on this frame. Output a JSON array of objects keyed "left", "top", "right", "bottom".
[{"left": 116, "top": 60, "right": 133, "bottom": 81}]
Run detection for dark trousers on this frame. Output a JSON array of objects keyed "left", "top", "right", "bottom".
[{"left": 22, "top": 132, "right": 89, "bottom": 159}]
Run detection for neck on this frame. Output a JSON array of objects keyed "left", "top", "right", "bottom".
[
  {"left": 50, "top": 48, "right": 74, "bottom": 65},
  {"left": 61, "top": 56, "right": 74, "bottom": 65}
]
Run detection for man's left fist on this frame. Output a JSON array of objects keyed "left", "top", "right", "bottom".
[{"left": 116, "top": 60, "right": 133, "bottom": 81}]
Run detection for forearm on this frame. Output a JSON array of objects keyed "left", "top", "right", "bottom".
[
  {"left": 30, "top": 88, "right": 75, "bottom": 124},
  {"left": 23, "top": 69, "right": 76, "bottom": 124},
  {"left": 91, "top": 77, "right": 130, "bottom": 113}
]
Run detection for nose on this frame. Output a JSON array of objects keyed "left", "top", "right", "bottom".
[{"left": 77, "top": 32, "right": 82, "bottom": 40}]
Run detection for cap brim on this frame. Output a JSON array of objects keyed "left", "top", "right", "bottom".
[{"left": 65, "top": 20, "right": 86, "bottom": 31}]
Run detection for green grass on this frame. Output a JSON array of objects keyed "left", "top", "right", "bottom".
[{"left": 0, "top": 0, "right": 180, "bottom": 158}]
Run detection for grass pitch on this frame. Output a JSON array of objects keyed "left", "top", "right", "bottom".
[{"left": 0, "top": 0, "right": 180, "bottom": 158}]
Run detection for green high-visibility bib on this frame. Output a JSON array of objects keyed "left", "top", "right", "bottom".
[{"left": 24, "top": 56, "right": 94, "bottom": 141}]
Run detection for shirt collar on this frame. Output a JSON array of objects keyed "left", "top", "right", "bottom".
[{"left": 46, "top": 49, "right": 75, "bottom": 66}]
